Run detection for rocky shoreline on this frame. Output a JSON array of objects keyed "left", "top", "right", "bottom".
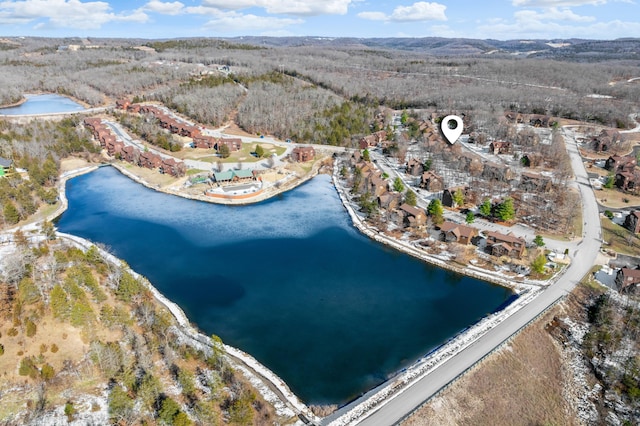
[
  {"left": 42, "top": 159, "right": 555, "bottom": 426},
  {"left": 41, "top": 164, "right": 319, "bottom": 424}
]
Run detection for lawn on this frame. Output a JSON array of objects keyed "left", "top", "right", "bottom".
[
  {"left": 184, "top": 142, "right": 286, "bottom": 164},
  {"left": 601, "top": 217, "right": 640, "bottom": 256}
]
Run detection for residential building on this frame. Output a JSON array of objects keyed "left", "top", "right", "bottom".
[
  {"left": 439, "top": 221, "right": 477, "bottom": 245},
  {"left": 624, "top": 211, "right": 640, "bottom": 233},
  {"left": 486, "top": 231, "right": 526, "bottom": 258},
  {"left": 615, "top": 267, "right": 640, "bottom": 293}
]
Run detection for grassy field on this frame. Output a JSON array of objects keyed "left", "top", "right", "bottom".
[
  {"left": 601, "top": 217, "right": 640, "bottom": 256},
  {"left": 403, "top": 309, "right": 574, "bottom": 426},
  {"left": 182, "top": 142, "right": 286, "bottom": 164}
]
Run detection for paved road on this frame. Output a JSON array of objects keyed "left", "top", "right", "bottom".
[{"left": 331, "top": 127, "right": 602, "bottom": 426}]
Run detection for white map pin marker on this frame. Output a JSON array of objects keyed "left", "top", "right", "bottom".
[{"left": 441, "top": 115, "right": 463, "bottom": 144}]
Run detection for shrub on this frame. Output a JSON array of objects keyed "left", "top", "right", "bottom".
[
  {"left": 50, "top": 343, "right": 59, "bottom": 353},
  {"left": 25, "top": 319, "right": 37, "bottom": 337},
  {"left": 40, "top": 363, "right": 55, "bottom": 381},
  {"left": 64, "top": 401, "right": 76, "bottom": 422},
  {"left": 0, "top": 343, "right": 4, "bottom": 356},
  {"left": 8, "top": 328, "right": 18, "bottom": 337},
  {"left": 604, "top": 210, "right": 614, "bottom": 219},
  {"left": 40, "top": 344, "right": 48, "bottom": 353},
  {"left": 18, "top": 357, "right": 39, "bottom": 379}
]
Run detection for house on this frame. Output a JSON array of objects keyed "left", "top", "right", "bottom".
[
  {"left": 605, "top": 155, "right": 636, "bottom": 173},
  {"left": 615, "top": 171, "right": 640, "bottom": 193},
  {"left": 0, "top": 157, "right": 13, "bottom": 177},
  {"left": 406, "top": 158, "right": 424, "bottom": 176},
  {"left": 377, "top": 192, "right": 401, "bottom": 211},
  {"left": 458, "top": 152, "right": 484, "bottom": 176},
  {"left": 529, "top": 115, "right": 550, "bottom": 127},
  {"left": 489, "top": 141, "right": 512, "bottom": 155},
  {"left": 369, "top": 175, "right": 388, "bottom": 197},
  {"left": 504, "top": 111, "right": 524, "bottom": 123},
  {"left": 420, "top": 171, "right": 444, "bottom": 192},
  {"left": 122, "top": 146, "right": 139, "bottom": 164},
  {"left": 350, "top": 151, "right": 363, "bottom": 166},
  {"left": 520, "top": 172, "right": 552, "bottom": 192},
  {"left": 439, "top": 221, "right": 477, "bottom": 245},
  {"left": 139, "top": 151, "right": 162, "bottom": 169},
  {"left": 593, "top": 129, "right": 622, "bottom": 152},
  {"left": 521, "top": 153, "right": 544, "bottom": 168},
  {"left": 482, "top": 162, "right": 513, "bottom": 182},
  {"left": 160, "top": 158, "right": 186, "bottom": 177},
  {"left": 398, "top": 203, "right": 426, "bottom": 228},
  {"left": 615, "top": 267, "right": 640, "bottom": 293},
  {"left": 106, "top": 140, "right": 125, "bottom": 157},
  {"left": 217, "top": 138, "right": 242, "bottom": 152},
  {"left": 116, "top": 99, "right": 131, "bottom": 110},
  {"left": 359, "top": 130, "right": 387, "bottom": 149},
  {"left": 623, "top": 211, "right": 640, "bottom": 233},
  {"left": 441, "top": 187, "right": 469, "bottom": 208},
  {"left": 486, "top": 231, "right": 526, "bottom": 258},
  {"left": 291, "top": 146, "right": 315, "bottom": 162},
  {"left": 193, "top": 135, "right": 217, "bottom": 149},
  {"left": 212, "top": 169, "right": 255, "bottom": 183}
]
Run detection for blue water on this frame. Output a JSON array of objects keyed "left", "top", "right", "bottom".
[
  {"left": 56, "top": 167, "right": 512, "bottom": 404},
  {"left": 0, "top": 94, "right": 85, "bottom": 115}
]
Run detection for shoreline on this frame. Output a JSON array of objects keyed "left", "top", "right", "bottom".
[
  {"left": 109, "top": 160, "right": 324, "bottom": 206},
  {"left": 15, "top": 159, "right": 553, "bottom": 425},
  {"left": 29, "top": 164, "right": 320, "bottom": 424}
]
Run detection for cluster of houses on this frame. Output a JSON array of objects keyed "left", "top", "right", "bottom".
[
  {"left": 116, "top": 99, "right": 244, "bottom": 154},
  {"left": 604, "top": 153, "right": 640, "bottom": 193},
  {"left": 504, "top": 112, "right": 559, "bottom": 128},
  {"left": 84, "top": 118, "right": 186, "bottom": 177},
  {"left": 350, "top": 151, "right": 530, "bottom": 259}
]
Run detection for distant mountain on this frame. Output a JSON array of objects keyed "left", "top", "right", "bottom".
[{"left": 225, "top": 36, "right": 640, "bottom": 60}]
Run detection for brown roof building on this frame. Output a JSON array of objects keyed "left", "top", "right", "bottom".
[
  {"left": 486, "top": 231, "right": 526, "bottom": 258},
  {"left": 291, "top": 146, "right": 315, "bottom": 162},
  {"left": 439, "top": 221, "right": 477, "bottom": 245},
  {"left": 615, "top": 267, "right": 640, "bottom": 293}
]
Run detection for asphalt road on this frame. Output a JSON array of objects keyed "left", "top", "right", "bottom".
[{"left": 333, "top": 128, "right": 602, "bottom": 426}]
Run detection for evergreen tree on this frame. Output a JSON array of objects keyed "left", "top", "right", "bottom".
[
  {"left": 428, "top": 199, "right": 444, "bottom": 225},
  {"left": 452, "top": 188, "right": 465, "bottom": 207},
  {"left": 362, "top": 149, "right": 370, "bottom": 162},
  {"left": 393, "top": 177, "right": 405, "bottom": 193},
  {"left": 496, "top": 197, "right": 516, "bottom": 221},
  {"left": 479, "top": 199, "right": 492, "bottom": 217},
  {"left": 3, "top": 202, "right": 20, "bottom": 224},
  {"left": 466, "top": 211, "right": 475, "bottom": 224},
  {"left": 404, "top": 189, "right": 417, "bottom": 206}
]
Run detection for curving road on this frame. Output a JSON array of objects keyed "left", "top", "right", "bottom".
[{"left": 327, "top": 127, "right": 602, "bottom": 425}]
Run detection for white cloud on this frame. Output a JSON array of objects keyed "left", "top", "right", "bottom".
[
  {"left": 201, "top": 0, "right": 353, "bottom": 16},
  {"left": 0, "top": 0, "right": 148, "bottom": 28},
  {"left": 358, "top": 2, "right": 447, "bottom": 23},
  {"left": 477, "top": 17, "right": 640, "bottom": 40},
  {"left": 203, "top": 11, "right": 302, "bottom": 31},
  {"left": 512, "top": 0, "right": 609, "bottom": 6},
  {"left": 515, "top": 7, "right": 596, "bottom": 22},
  {"left": 143, "top": 0, "right": 185, "bottom": 15}
]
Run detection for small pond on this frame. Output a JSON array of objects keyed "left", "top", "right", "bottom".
[{"left": 0, "top": 94, "right": 86, "bottom": 115}]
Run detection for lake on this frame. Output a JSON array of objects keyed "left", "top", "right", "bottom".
[
  {"left": 56, "top": 167, "right": 513, "bottom": 405},
  {"left": 0, "top": 94, "right": 85, "bottom": 115}
]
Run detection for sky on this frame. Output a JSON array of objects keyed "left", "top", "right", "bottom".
[{"left": 0, "top": 0, "right": 638, "bottom": 40}]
